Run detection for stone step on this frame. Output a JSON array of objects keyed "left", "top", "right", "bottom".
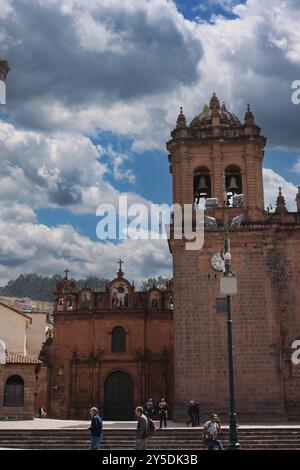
[
  {"left": 0, "top": 434, "right": 299, "bottom": 439},
  {"left": 1, "top": 428, "right": 300, "bottom": 450},
  {"left": 1, "top": 431, "right": 299, "bottom": 436}
]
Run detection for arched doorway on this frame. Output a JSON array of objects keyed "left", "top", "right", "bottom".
[
  {"left": 104, "top": 371, "right": 134, "bottom": 420},
  {"left": 3, "top": 375, "right": 24, "bottom": 407}
]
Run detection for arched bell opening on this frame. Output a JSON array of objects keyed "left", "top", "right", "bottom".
[
  {"left": 225, "top": 165, "right": 243, "bottom": 207},
  {"left": 193, "top": 166, "right": 212, "bottom": 204}
]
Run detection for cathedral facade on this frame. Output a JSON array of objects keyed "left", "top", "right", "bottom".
[
  {"left": 42, "top": 265, "right": 173, "bottom": 420},
  {"left": 167, "top": 94, "right": 300, "bottom": 421},
  {"left": 41, "top": 94, "right": 300, "bottom": 422}
]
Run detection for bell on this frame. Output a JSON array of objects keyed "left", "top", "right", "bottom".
[
  {"left": 197, "top": 175, "right": 209, "bottom": 194},
  {"left": 228, "top": 175, "right": 238, "bottom": 192}
]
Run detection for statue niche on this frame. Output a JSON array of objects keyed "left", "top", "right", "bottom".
[
  {"left": 149, "top": 290, "right": 160, "bottom": 310},
  {"left": 111, "top": 282, "right": 129, "bottom": 308},
  {"left": 79, "top": 290, "right": 93, "bottom": 311}
]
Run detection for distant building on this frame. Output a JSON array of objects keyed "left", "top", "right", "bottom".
[
  {"left": 12, "top": 297, "right": 33, "bottom": 313},
  {"left": 0, "top": 302, "right": 45, "bottom": 419}
]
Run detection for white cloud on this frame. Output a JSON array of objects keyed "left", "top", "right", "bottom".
[
  {"left": 263, "top": 168, "right": 298, "bottom": 211},
  {"left": 293, "top": 158, "right": 300, "bottom": 173},
  {"left": 0, "top": 121, "right": 148, "bottom": 213},
  {"left": 2, "top": 0, "right": 201, "bottom": 139},
  {"left": 0, "top": 203, "right": 36, "bottom": 223},
  {"left": 0, "top": 220, "right": 171, "bottom": 284},
  {"left": 1, "top": 0, "right": 300, "bottom": 151}
]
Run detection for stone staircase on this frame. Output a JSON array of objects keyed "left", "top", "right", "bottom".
[{"left": 0, "top": 427, "right": 300, "bottom": 450}]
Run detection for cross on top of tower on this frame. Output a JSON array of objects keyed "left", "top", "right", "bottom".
[
  {"left": 64, "top": 268, "right": 70, "bottom": 279},
  {"left": 117, "top": 259, "right": 124, "bottom": 278},
  {"left": 118, "top": 259, "right": 123, "bottom": 271}
]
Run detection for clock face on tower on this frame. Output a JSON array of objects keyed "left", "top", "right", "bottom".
[{"left": 211, "top": 253, "right": 225, "bottom": 272}]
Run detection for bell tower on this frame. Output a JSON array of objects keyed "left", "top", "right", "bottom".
[
  {"left": 167, "top": 95, "right": 288, "bottom": 422},
  {"left": 167, "top": 94, "right": 266, "bottom": 222}
]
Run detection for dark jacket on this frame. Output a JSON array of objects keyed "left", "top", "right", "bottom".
[
  {"left": 188, "top": 404, "right": 196, "bottom": 416},
  {"left": 136, "top": 413, "right": 149, "bottom": 439},
  {"left": 90, "top": 415, "right": 103, "bottom": 436},
  {"left": 143, "top": 403, "right": 155, "bottom": 419}
]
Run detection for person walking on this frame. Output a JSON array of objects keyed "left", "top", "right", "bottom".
[
  {"left": 203, "top": 413, "right": 223, "bottom": 450},
  {"left": 158, "top": 398, "right": 169, "bottom": 429},
  {"left": 195, "top": 401, "right": 200, "bottom": 426},
  {"left": 135, "top": 406, "right": 150, "bottom": 450},
  {"left": 88, "top": 407, "right": 103, "bottom": 450},
  {"left": 143, "top": 398, "right": 155, "bottom": 420},
  {"left": 186, "top": 400, "right": 196, "bottom": 427}
]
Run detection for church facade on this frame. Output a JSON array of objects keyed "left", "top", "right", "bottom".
[
  {"left": 42, "top": 265, "right": 173, "bottom": 420},
  {"left": 167, "top": 94, "right": 300, "bottom": 421}
]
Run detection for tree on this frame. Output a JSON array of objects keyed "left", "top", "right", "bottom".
[
  {"left": 0, "top": 273, "right": 109, "bottom": 301},
  {"left": 141, "top": 276, "right": 168, "bottom": 290}
]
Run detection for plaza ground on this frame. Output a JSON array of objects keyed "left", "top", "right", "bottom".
[{"left": 0, "top": 418, "right": 299, "bottom": 429}]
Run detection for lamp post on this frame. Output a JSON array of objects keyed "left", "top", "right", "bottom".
[
  {"left": 0, "top": 59, "right": 10, "bottom": 105},
  {"left": 220, "top": 176, "right": 240, "bottom": 449}
]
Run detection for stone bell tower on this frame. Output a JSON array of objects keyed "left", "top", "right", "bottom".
[
  {"left": 167, "top": 94, "right": 298, "bottom": 422},
  {"left": 167, "top": 93, "right": 266, "bottom": 222}
]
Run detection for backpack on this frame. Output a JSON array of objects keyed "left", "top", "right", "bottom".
[{"left": 148, "top": 418, "right": 156, "bottom": 435}]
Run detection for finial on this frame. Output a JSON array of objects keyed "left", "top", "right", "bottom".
[
  {"left": 209, "top": 93, "right": 221, "bottom": 110},
  {"left": 176, "top": 106, "right": 187, "bottom": 128},
  {"left": 245, "top": 103, "right": 255, "bottom": 125},
  {"left": 64, "top": 268, "right": 70, "bottom": 279},
  {"left": 296, "top": 186, "right": 300, "bottom": 212},
  {"left": 275, "top": 187, "right": 288, "bottom": 214}
]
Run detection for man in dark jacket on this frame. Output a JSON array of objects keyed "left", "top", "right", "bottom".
[
  {"left": 143, "top": 398, "right": 155, "bottom": 420},
  {"left": 135, "top": 406, "right": 149, "bottom": 450},
  {"left": 186, "top": 400, "right": 196, "bottom": 427},
  {"left": 88, "top": 407, "right": 103, "bottom": 450}
]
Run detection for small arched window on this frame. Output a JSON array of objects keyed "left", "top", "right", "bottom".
[
  {"left": 111, "top": 327, "right": 126, "bottom": 353},
  {"left": 3, "top": 375, "right": 24, "bottom": 407}
]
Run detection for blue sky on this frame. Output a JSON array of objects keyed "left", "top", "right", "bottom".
[{"left": 0, "top": 0, "right": 300, "bottom": 284}]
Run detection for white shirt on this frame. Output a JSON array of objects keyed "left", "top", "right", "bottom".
[{"left": 204, "top": 420, "right": 219, "bottom": 438}]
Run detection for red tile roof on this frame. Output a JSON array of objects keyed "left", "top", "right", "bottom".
[{"left": 6, "top": 352, "right": 41, "bottom": 364}]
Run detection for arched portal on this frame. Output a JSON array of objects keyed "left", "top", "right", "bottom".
[
  {"left": 3, "top": 375, "right": 24, "bottom": 407},
  {"left": 104, "top": 371, "right": 134, "bottom": 420}
]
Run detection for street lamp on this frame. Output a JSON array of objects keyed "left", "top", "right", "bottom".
[
  {"left": 0, "top": 59, "right": 10, "bottom": 105},
  {"left": 220, "top": 175, "right": 240, "bottom": 450}
]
